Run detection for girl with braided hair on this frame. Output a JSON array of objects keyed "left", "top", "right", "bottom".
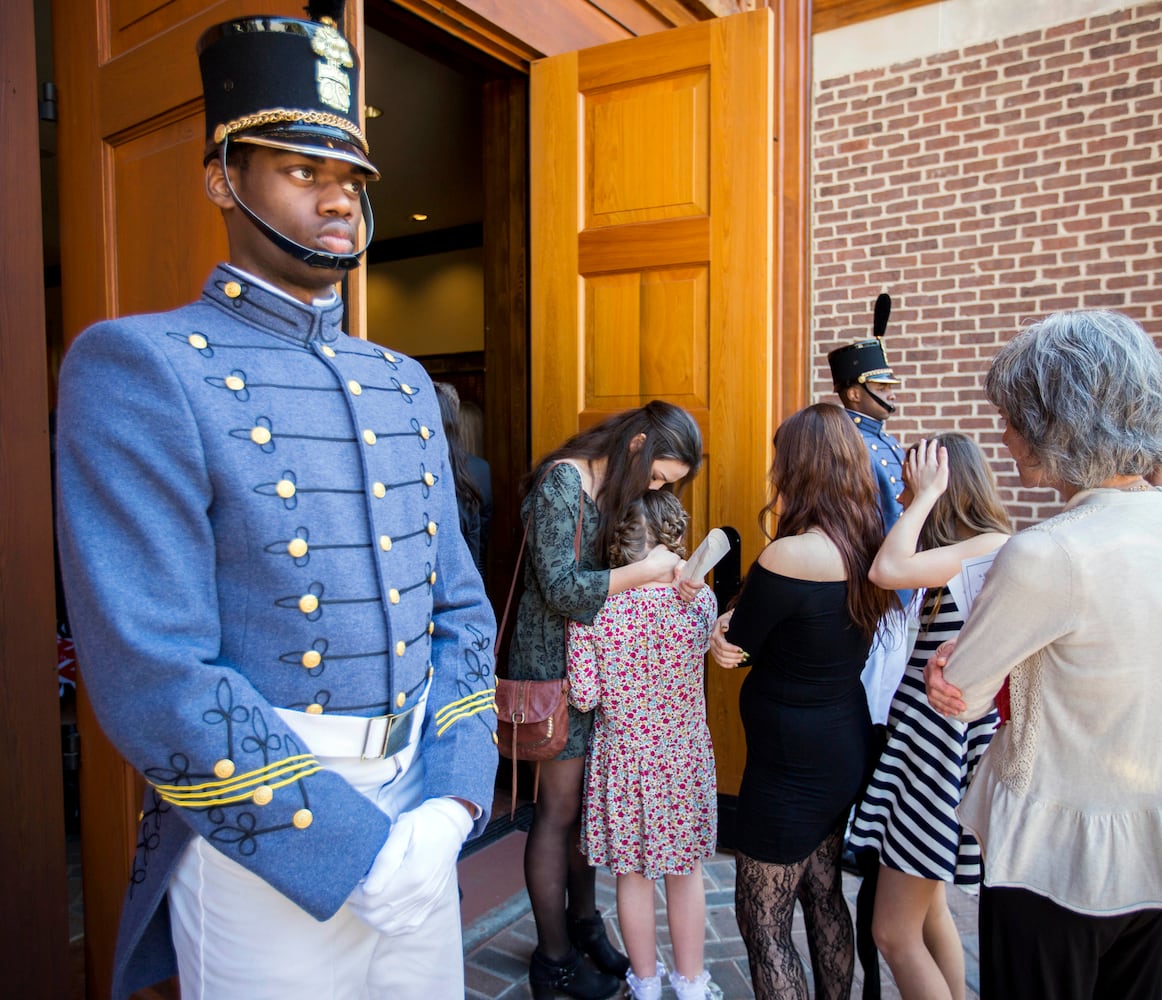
[{"left": 567, "top": 491, "right": 720, "bottom": 1000}]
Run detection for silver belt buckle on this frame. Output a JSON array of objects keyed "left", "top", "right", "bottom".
[{"left": 361, "top": 703, "right": 416, "bottom": 760}]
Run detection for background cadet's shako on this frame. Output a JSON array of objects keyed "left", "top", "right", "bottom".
[
  {"left": 197, "top": 0, "right": 378, "bottom": 270},
  {"left": 828, "top": 293, "right": 899, "bottom": 411}
]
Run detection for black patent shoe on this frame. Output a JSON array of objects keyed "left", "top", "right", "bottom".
[
  {"left": 529, "top": 947, "right": 621, "bottom": 1000},
  {"left": 567, "top": 912, "right": 631, "bottom": 978}
]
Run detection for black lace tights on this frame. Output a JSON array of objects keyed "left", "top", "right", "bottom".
[
  {"left": 523, "top": 756, "right": 597, "bottom": 959},
  {"left": 735, "top": 828, "right": 854, "bottom": 1000}
]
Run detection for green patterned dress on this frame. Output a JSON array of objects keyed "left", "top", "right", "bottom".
[{"left": 508, "top": 462, "right": 610, "bottom": 759}]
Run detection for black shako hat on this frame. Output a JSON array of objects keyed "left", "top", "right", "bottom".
[
  {"left": 827, "top": 293, "right": 900, "bottom": 386},
  {"left": 197, "top": 2, "right": 378, "bottom": 178}
]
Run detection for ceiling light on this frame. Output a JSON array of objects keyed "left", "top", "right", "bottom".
[
  {"left": 411, "top": 213, "right": 429, "bottom": 222},
  {"left": 364, "top": 105, "right": 383, "bottom": 119}
]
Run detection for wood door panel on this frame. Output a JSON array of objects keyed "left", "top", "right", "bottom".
[
  {"left": 576, "top": 21, "right": 711, "bottom": 89},
  {"left": 584, "top": 266, "right": 708, "bottom": 406},
  {"left": 113, "top": 120, "right": 228, "bottom": 317},
  {"left": 533, "top": 7, "right": 811, "bottom": 796},
  {"left": 578, "top": 217, "right": 710, "bottom": 273},
  {"left": 585, "top": 70, "right": 709, "bottom": 226},
  {"left": 101, "top": 2, "right": 267, "bottom": 137}
]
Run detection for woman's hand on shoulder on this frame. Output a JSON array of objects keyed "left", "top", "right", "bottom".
[
  {"left": 709, "top": 610, "right": 746, "bottom": 668},
  {"left": 642, "top": 543, "right": 681, "bottom": 582}
]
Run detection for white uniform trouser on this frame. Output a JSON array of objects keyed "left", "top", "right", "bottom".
[{"left": 167, "top": 752, "right": 465, "bottom": 999}]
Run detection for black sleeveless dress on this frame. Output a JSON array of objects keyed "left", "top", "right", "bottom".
[{"left": 726, "top": 565, "right": 874, "bottom": 864}]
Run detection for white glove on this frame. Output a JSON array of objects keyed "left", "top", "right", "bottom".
[{"left": 347, "top": 797, "right": 473, "bottom": 935}]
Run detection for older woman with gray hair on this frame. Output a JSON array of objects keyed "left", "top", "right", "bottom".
[{"left": 925, "top": 309, "right": 1162, "bottom": 1000}]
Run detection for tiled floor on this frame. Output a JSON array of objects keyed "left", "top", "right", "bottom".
[{"left": 459, "top": 833, "right": 982, "bottom": 1000}]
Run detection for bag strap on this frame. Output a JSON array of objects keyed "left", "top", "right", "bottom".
[{"left": 496, "top": 460, "right": 586, "bottom": 648}]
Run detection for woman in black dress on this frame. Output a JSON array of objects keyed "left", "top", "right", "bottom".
[{"left": 711, "top": 403, "right": 900, "bottom": 1000}]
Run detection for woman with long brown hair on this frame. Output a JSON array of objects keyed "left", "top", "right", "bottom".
[{"left": 711, "top": 403, "right": 901, "bottom": 1000}]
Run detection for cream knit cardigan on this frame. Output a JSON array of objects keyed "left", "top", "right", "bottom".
[{"left": 945, "top": 487, "right": 1162, "bottom": 916}]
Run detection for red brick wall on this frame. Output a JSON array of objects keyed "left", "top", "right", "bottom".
[{"left": 812, "top": 2, "right": 1162, "bottom": 526}]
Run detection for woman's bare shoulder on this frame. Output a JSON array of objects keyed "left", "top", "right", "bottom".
[{"left": 756, "top": 531, "right": 846, "bottom": 582}]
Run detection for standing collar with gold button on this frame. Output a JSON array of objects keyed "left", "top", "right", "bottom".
[{"left": 201, "top": 263, "right": 345, "bottom": 348}]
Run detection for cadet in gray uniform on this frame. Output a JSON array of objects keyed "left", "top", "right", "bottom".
[{"left": 55, "top": 6, "right": 498, "bottom": 998}]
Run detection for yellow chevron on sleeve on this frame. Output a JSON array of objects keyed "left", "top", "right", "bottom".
[
  {"left": 434, "top": 687, "right": 495, "bottom": 727},
  {"left": 434, "top": 689, "right": 496, "bottom": 737},
  {"left": 149, "top": 755, "right": 321, "bottom": 807}
]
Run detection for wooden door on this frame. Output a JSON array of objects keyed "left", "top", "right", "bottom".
[
  {"left": 530, "top": 4, "right": 811, "bottom": 796},
  {"left": 52, "top": 2, "right": 363, "bottom": 995}
]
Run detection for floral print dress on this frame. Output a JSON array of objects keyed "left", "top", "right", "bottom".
[{"left": 568, "top": 585, "right": 718, "bottom": 878}]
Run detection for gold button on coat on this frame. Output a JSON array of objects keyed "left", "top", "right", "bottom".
[
  {"left": 251, "top": 427, "right": 272, "bottom": 445},
  {"left": 225, "top": 375, "right": 245, "bottom": 391},
  {"left": 347, "top": 380, "right": 362, "bottom": 396},
  {"left": 362, "top": 429, "right": 377, "bottom": 446},
  {"left": 419, "top": 426, "right": 431, "bottom": 440},
  {"left": 292, "top": 809, "right": 314, "bottom": 829},
  {"left": 298, "top": 594, "right": 319, "bottom": 614},
  {"left": 427, "top": 521, "right": 437, "bottom": 536},
  {"left": 372, "top": 482, "right": 386, "bottom": 498},
  {"left": 388, "top": 589, "right": 400, "bottom": 604},
  {"left": 252, "top": 785, "right": 273, "bottom": 806},
  {"left": 423, "top": 472, "right": 435, "bottom": 487},
  {"left": 188, "top": 334, "right": 208, "bottom": 350},
  {"left": 400, "top": 383, "right": 413, "bottom": 395},
  {"left": 213, "top": 759, "right": 235, "bottom": 779},
  {"left": 288, "top": 538, "right": 308, "bottom": 558},
  {"left": 223, "top": 281, "right": 242, "bottom": 299},
  {"left": 395, "top": 640, "right": 406, "bottom": 657},
  {"left": 306, "top": 703, "right": 323, "bottom": 715},
  {"left": 322, "top": 345, "right": 336, "bottom": 358},
  {"left": 396, "top": 692, "right": 406, "bottom": 709},
  {"left": 301, "top": 650, "right": 321, "bottom": 668},
  {"left": 276, "top": 480, "right": 296, "bottom": 499},
  {"left": 379, "top": 535, "right": 392, "bottom": 551}
]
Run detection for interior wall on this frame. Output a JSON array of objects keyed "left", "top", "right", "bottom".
[{"left": 366, "top": 247, "right": 484, "bottom": 355}]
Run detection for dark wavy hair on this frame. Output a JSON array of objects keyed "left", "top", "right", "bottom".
[
  {"left": 525, "top": 400, "right": 702, "bottom": 561},
  {"left": 608, "top": 490, "right": 689, "bottom": 568},
  {"left": 433, "top": 382, "right": 482, "bottom": 521},
  {"left": 761, "top": 403, "right": 900, "bottom": 642}
]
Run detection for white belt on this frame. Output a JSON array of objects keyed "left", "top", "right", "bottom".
[{"left": 275, "top": 680, "right": 429, "bottom": 762}]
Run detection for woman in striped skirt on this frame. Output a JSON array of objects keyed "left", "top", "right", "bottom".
[{"left": 848, "top": 433, "right": 1010, "bottom": 1000}]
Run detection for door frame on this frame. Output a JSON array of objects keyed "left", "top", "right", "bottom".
[{"left": 0, "top": 1, "right": 71, "bottom": 995}]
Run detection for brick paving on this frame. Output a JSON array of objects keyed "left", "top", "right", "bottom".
[{"left": 463, "top": 847, "right": 981, "bottom": 999}]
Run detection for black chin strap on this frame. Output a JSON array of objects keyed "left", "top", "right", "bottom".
[
  {"left": 219, "top": 135, "right": 374, "bottom": 271},
  {"left": 861, "top": 382, "right": 896, "bottom": 415}
]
